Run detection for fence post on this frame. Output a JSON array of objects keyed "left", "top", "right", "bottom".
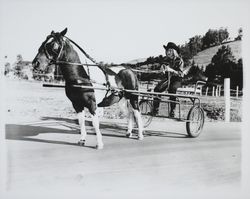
[
  {"left": 224, "top": 78, "right": 230, "bottom": 122},
  {"left": 236, "top": 86, "right": 239, "bottom": 98},
  {"left": 212, "top": 86, "right": 215, "bottom": 97},
  {"left": 205, "top": 87, "right": 208, "bottom": 96},
  {"left": 219, "top": 85, "right": 221, "bottom": 97}
]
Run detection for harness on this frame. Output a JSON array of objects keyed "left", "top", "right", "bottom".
[
  {"left": 40, "top": 32, "right": 173, "bottom": 97},
  {"left": 41, "top": 35, "right": 65, "bottom": 65},
  {"left": 42, "top": 33, "right": 165, "bottom": 73},
  {"left": 41, "top": 33, "right": 124, "bottom": 98}
]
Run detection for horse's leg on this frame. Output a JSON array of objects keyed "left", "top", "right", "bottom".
[
  {"left": 77, "top": 110, "right": 87, "bottom": 146},
  {"left": 132, "top": 108, "right": 144, "bottom": 140},
  {"left": 126, "top": 107, "right": 134, "bottom": 138},
  {"left": 130, "top": 98, "right": 144, "bottom": 140},
  {"left": 118, "top": 98, "right": 133, "bottom": 138},
  {"left": 91, "top": 114, "right": 104, "bottom": 149}
]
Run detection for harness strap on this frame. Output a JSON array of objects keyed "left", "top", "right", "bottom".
[
  {"left": 63, "top": 36, "right": 113, "bottom": 87},
  {"left": 67, "top": 76, "right": 119, "bottom": 98},
  {"left": 55, "top": 60, "right": 165, "bottom": 74},
  {"left": 64, "top": 36, "right": 99, "bottom": 65}
]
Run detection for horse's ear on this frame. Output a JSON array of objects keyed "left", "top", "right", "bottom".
[
  {"left": 51, "top": 30, "right": 55, "bottom": 34},
  {"left": 60, "top": 28, "right": 68, "bottom": 36}
]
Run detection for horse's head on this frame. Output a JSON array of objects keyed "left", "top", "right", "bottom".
[{"left": 32, "top": 28, "right": 68, "bottom": 73}]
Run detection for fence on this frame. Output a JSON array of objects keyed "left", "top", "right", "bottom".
[
  {"left": 140, "top": 78, "right": 242, "bottom": 122},
  {"left": 203, "top": 85, "right": 243, "bottom": 98}
]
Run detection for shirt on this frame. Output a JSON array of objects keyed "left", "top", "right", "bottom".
[{"left": 163, "top": 56, "right": 185, "bottom": 77}]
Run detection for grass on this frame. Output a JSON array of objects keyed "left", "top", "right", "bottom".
[
  {"left": 99, "top": 95, "right": 242, "bottom": 122},
  {"left": 192, "top": 40, "right": 242, "bottom": 68},
  {"left": 199, "top": 96, "right": 242, "bottom": 122}
]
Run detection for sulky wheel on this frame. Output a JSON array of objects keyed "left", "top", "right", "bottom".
[
  {"left": 139, "top": 100, "right": 153, "bottom": 128},
  {"left": 186, "top": 105, "right": 205, "bottom": 137}
]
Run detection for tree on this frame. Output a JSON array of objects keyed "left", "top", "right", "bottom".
[
  {"left": 16, "top": 54, "right": 23, "bottom": 63},
  {"left": 230, "top": 58, "right": 243, "bottom": 89},
  {"left": 12, "top": 54, "right": 32, "bottom": 79},
  {"left": 179, "top": 43, "right": 192, "bottom": 66},
  {"left": 187, "top": 61, "right": 200, "bottom": 76},
  {"left": 236, "top": 58, "right": 243, "bottom": 71},
  {"left": 204, "top": 63, "right": 217, "bottom": 82},
  {"left": 202, "top": 29, "right": 217, "bottom": 49},
  {"left": 235, "top": 27, "right": 243, "bottom": 41},
  {"left": 218, "top": 28, "right": 229, "bottom": 43},
  {"left": 205, "top": 45, "right": 243, "bottom": 88},
  {"left": 202, "top": 28, "right": 229, "bottom": 49},
  {"left": 14, "top": 54, "right": 24, "bottom": 72},
  {"left": 188, "top": 35, "right": 203, "bottom": 56},
  {"left": 211, "top": 45, "right": 236, "bottom": 78},
  {"left": 4, "top": 62, "right": 11, "bottom": 75}
]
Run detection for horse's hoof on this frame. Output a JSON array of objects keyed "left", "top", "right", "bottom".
[
  {"left": 126, "top": 133, "right": 133, "bottom": 138},
  {"left": 96, "top": 144, "right": 104, "bottom": 150},
  {"left": 78, "top": 140, "right": 85, "bottom": 146},
  {"left": 137, "top": 136, "right": 144, "bottom": 141}
]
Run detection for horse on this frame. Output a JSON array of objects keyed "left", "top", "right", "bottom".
[{"left": 32, "top": 28, "right": 143, "bottom": 149}]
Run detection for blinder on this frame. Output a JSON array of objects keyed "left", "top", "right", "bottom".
[{"left": 42, "top": 34, "right": 64, "bottom": 65}]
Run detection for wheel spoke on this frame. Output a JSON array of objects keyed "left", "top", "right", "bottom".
[
  {"left": 139, "top": 100, "right": 153, "bottom": 128},
  {"left": 186, "top": 106, "right": 204, "bottom": 137}
]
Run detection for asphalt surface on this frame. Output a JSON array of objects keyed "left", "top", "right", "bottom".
[
  {"left": 4, "top": 118, "right": 241, "bottom": 198},
  {"left": 1, "top": 79, "right": 245, "bottom": 198}
]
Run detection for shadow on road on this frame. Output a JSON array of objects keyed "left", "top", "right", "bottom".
[
  {"left": 5, "top": 123, "right": 87, "bottom": 147},
  {"left": 5, "top": 123, "right": 75, "bottom": 139},
  {"left": 5, "top": 116, "right": 188, "bottom": 148},
  {"left": 143, "top": 131, "right": 188, "bottom": 138},
  {"left": 40, "top": 116, "right": 188, "bottom": 138}
]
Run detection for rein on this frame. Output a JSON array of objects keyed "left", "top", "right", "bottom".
[
  {"left": 42, "top": 33, "right": 192, "bottom": 76},
  {"left": 63, "top": 36, "right": 99, "bottom": 65},
  {"left": 51, "top": 36, "right": 164, "bottom": 74}
]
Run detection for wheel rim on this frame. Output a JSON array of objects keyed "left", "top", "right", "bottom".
[
  {"left": 139, "top": 101, "right": 153, "bottom": 128},
  {"left": 187, "top": 106, "right": 204, "bottom": 137}
]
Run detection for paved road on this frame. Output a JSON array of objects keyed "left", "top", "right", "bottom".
[{"left": 3, "top": 117, "right": 241, "bottom": 198}]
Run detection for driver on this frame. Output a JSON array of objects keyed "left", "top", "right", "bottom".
[{"left": 152, "top": 42, "right": 185, "bottom": 117}]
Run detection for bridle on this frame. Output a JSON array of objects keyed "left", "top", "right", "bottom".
[
  {"left": 40, "top": 34, "right": 65, "bottom": 66},
  {"left": 34, "top": 31, "right": 178, "bottom": 92}
]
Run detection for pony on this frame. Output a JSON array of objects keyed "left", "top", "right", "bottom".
[{"left": 32, "top": 28, "right": 143, "bottom": 149}]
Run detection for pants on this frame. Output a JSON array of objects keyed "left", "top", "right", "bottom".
[{"left": 153, "top": 76, "right": 182, "bottom": 113}]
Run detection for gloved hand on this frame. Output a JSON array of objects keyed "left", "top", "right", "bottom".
[
  {"left": 177, "top": 71, "right": 184, "bottom": 77},
  {"left": 161, "top": 64, "right": 175, "bottom": 74}
]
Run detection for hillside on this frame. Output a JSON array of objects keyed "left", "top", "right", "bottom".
[
  {"left": 192, "top": 40, "right": 242, "bottom": 69},
  {"left": 126, "top": 58, "right": 147, "bottom": 65},
  {"left": 126, "top": 40, "right": 242, "bottom": 70}
]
